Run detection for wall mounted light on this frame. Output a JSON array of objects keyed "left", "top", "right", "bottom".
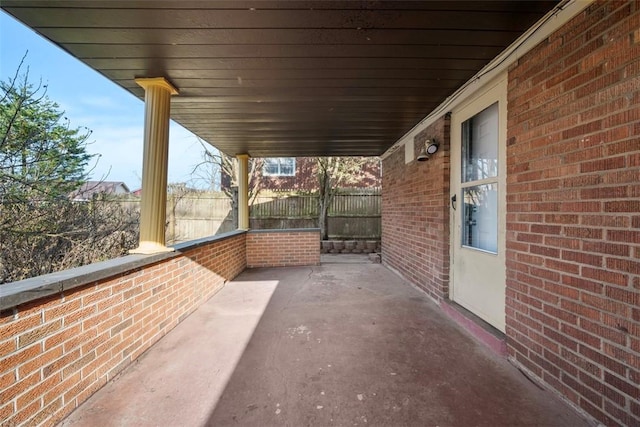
[{"left": 417, "top": 139, "right": 439, "bottom": 161}]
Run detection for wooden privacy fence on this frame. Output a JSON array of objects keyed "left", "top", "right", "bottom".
[
  {"left": 249, "top": 190, "right": 381, "bottom": 239},
  {"left": 118, "top": 189, "right": 381, "bottom": 243},
  {"left": 328, "top": 191, "right": 381, "bottom": 240},
  {"left": 251, "top": 189, "right": 381, "bottom": 217},
  {"left": 167, "top": 193, "right": 235, "bottom": 242}
]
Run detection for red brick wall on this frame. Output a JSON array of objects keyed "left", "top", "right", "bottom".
[
  {"left": 381, "top": 116, "right": 451, "bottom": 302},
  {"left": 224, "top": 157, "right": 382, "bottom": 192},
  {"left": 506, "top": 2, "right": 639, "bottom": 425},
  {"left": 0, "top": 233, "right": 246, "bottom": 426},
  {"left": 260, "top": 158, "right": 381, "bottom": 192},
  {"left": 246, "top": 230, "right": 321, "bottom": 268},
  {"left": 259, "top": 157, "right": 318, "bottom": 191}
]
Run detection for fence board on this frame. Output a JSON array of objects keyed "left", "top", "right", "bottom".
[
  {"left": 328, "top": 216, "right": 381, "bottom": 239},
  {"left": 118, "top": 190, "right": 381, "bottom": 243},
  {"left": 251, "top": 195, "right": 318, "bottom": 218}
]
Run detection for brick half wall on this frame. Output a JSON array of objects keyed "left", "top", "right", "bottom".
[
  {"left": 0, "top": 232, "right": 246, "bottom": 426},
  {"left": 246, "top": 229, "right": 321, "bottom": 268}
]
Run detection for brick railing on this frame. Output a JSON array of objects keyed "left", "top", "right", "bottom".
[
  {"left": 1, "top": 228, "right": 321, "bottom": 426},
  {"left": 0, "top": 231, "right": 247, "bottom": 426},
  {"left": 246, "top": 229, "right": 321, "bottom": 268}
]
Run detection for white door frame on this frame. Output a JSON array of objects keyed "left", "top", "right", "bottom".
[{"left": 449, "top": 73, "right": 508, "bottom": 332}]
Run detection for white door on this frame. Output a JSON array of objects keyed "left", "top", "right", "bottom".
[{"left": 450, "top": 76, "right": 507, "bottom": 332}]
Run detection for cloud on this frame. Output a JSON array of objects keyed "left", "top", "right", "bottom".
[
  {"left": 168, "top": 124, "right": 208, "bottom": 185},
  {"left": 85, "top": 124, "right": 144, "bottom": 188},
  {"left": 85, "top": 121, "right": 205, "bottom": 190},
  {"left": 1, "top": 14, "right": 206, "bottom": 190},
  {"left": 80, "top": 95, "right": 121, "bottom": 110}
]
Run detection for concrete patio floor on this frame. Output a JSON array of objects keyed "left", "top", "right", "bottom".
[{"left": 60, "top": 260, "right": 590, "bottom": 427}]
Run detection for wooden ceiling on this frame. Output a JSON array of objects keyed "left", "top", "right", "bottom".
[{"left": 2, "top": 1, "right": 558, "bottom": 157}]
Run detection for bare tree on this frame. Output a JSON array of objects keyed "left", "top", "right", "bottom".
[
  {"left": 315, "top": 157, "right": 379, "bottom": 240},
  {"left": 0, "top": 57, "right": 139, "bottom": 283},
  {"left": 192, "top": 139, "right": 263, "bottom": 227}
]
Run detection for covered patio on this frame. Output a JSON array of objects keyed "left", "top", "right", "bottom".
[
  {"left": 60, "top": 258, "right": 587, "bottom": 426},
  {"left": 2, "top": 1, "right": 638, "bottom": 426}
]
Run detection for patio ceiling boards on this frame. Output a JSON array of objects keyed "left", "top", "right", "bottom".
[{"left": 2, "top": 1, "right": 557, "bottom": 157}]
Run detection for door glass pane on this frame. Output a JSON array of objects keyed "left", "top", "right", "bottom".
[
  {"left": 462, "top": 184, "right": 498, "bottom": 253},
  {"left": 462, "top": 102, "right": 498, "bottom": 182}
]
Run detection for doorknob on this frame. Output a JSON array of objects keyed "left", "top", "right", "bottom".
[{"left": 451, "top": 194, "right": 457, "bottom": 210}]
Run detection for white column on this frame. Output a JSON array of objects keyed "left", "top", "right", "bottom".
[
  {"left": 237, "top": 154, "right": 250, "bottom": 230},
  {"left": 130, "top": 78, "right": 178, "bottom": 254}
]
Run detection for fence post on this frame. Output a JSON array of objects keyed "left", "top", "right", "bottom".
[
  {"left": 230, "top": 186, "right": 239, "bottom": 230},
  {"left": 167, "top": 193, "right": 176, "bottom": 243}
]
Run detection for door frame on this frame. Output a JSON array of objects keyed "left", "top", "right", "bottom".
[{"left": 449, "top": 73, "right": 508, "bottom": 332}]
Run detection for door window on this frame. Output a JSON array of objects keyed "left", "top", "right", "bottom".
[{"left": 461, "top": 103, "right": 499, "bottom": 253}]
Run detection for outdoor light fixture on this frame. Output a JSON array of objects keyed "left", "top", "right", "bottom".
[{"left": 417, "top": 139, "right": 439, "bottom": 161}]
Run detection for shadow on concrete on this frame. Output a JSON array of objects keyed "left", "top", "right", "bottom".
[
  {"left": 60, "top": 263, "right": 590, "bottom": 427},
  {"left": 204, "top": 264, "right": 589, "bottom": 426}
]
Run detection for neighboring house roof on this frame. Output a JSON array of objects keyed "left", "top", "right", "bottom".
[{"left": 70, "top": 181, "right": 130, "bottom": 201}]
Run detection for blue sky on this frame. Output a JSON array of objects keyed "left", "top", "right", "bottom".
[{"left": 0, "top": 12, "right": 209, "bottom": 190}]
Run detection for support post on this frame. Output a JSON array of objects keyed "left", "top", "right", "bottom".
[
  {"left": 130, "top": 77, "right": 178, "bottom": 254},
  {"left": 237, "top": 154, "right": 250, "bottom": 230}
]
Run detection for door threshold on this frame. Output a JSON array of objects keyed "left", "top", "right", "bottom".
[{"left": 441, "top": 300, "right": 507, "bottom": 356}]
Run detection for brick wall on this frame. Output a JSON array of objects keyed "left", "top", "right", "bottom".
[
  {"left": 223, "top": 157, "right": 381, "bottom": 192},
  {"left": 246, "top": 230, "right": 321, "bottom": 268},
  {"left": 0, "top": 232, "right": 246, "bottom": 426},
  {"left": 381, "top": 116, "right": 451, "bottom": 302},
  {"left": 259, "top": 157, "right": 381, "bottom": 191},
  {"left": 506, "top": 1, "right": 639, "bottom": 425}
]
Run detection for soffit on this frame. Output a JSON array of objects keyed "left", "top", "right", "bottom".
[{"left": 1, "top": 1, "right": 557, "bottom": 157}]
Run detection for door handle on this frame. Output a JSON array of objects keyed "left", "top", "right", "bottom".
[{"left": 451, "top": 194, "right": 457, "bottom": 210}]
